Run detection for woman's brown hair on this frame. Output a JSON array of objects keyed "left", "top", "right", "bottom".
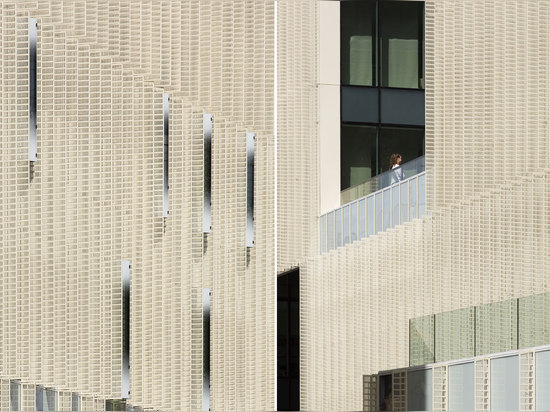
[{"left": 389, "top": 153, "right": 402, "bottom": 170}]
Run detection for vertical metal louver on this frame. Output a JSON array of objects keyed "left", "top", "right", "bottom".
[
  {"left": 122, "top": 261, "right": 131, "bottom": 399},
  {"left": 246, "top": 132, "right": 255, "bottom": 247},
  {"left": 202, "top": 288, "right": 211, "bottom": 411},
  {"left": 29, "top": 18, "right": 37, "bottom": 162},
  {"left": 203, "top": 114, "right": 212, "bottom": 233},
  {"left": 163, "top": 94, "right": 169, "bottom": 218}
]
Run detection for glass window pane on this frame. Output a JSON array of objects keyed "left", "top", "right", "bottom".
[
  {"left": 358, "top": 198, "right": 366, "bottom": 239},
  {"left": 341, "top": 0, "right": 377, "bottom": 86},
  {"left": 400, "top": 181, "right": 408, "bottom": 223},
  {"left": 536, "top": 350, "right": 550, "bottom": 411},
  {"left": 407, "top": 369, "right": 432, "bottom": 411},
  {"left": 320, "top": 214, "right": 327, "bottom": 253},
  {"left": 351, "top": 202, "right": 358, "bottom": 242},
  {"left": 335, "top": 208, "right": 342, "bottom": 248},
  {"left": 36, "top": 387, "right": 43, "bottom": 411},
  {"left": 44, "top": 389, "right": 56, "bottom": 411},
  {"left": 491, "top": 356, "right": 519, "bottom": 411},
  {"left": 327, "top": 211, "right": 335, "bottom": 251},
  {"left": 343, "top": 205, "right": 350, "bottom": 245},
  {"left": 418, "top": 173, "right": 426, "bottom": 217},
  {"left": 375, "top": 192, "right": 383, "bottom": 234},
  {"left": 71, "top": 393, "right": 80, "bottom": 412},
  {"left": 383, "top": 189, "right": 391, "bottom": 231},
  {"left": 379, "top": 127, "right": 425, "bottom": 175},
  {"left": 381, "top": 1, "right": 424, "bottom": 89},
  {"left": 367, "top": 195, "right": 375, "bottom": 236},
  {"left": 448, "top": 363, "right": 474, "bottom": 411},
  {"left": 392, "top": 185, "right": 400, "bottom": 227},
  {"left": 10, "top": 381, "right": 20, "bottom": 412},
  {"left": 410, "top": 176, "right": 418, "bottom": 219},
  {"left": 341, "top": 125, "right": 377, "bottom": 190}
]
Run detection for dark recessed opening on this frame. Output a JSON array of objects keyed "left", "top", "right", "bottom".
[{"left": 277, "top": 268, "right": 300, "bottom": 411}]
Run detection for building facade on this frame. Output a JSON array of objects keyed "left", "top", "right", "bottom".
[{"left": 0, "top": 0, "right": 549, "bottom": 411}]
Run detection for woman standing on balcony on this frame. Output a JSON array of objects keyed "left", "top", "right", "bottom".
[{"left": 390, "top": 153, "right": 404, "bottom": 184}]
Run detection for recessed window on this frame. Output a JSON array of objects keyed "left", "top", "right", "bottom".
[
  {"left": 340, "top": 1, "right": 425, "bottom": 194},
  {"left": 380, "top": 1, "right": 424, "bottom": 89},
  {"left": 341, "top": 125, "right": 377, "bottom": 190},
  {"left": 379, "top": 127, "right": 424, "bottom": 174},
  {"left": 341, "top": 0, "right": 377, "bottom": 86}
]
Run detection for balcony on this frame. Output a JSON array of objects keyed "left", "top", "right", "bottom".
[{"left": 320, "top": 170, "right": 426, "bottom": 254}]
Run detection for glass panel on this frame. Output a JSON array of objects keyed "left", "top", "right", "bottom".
[
  {"left": 327, "top": 211, "right": 335, "bottom": 251},
  {"left": 400, "top": 181, "right": 408, "bottom": 224},
  {"left": 383, "top": 189, "right": 391, "bottom": 231},
  {"left": 10, "top": 381, "right": 20, "bottom": 412},
  {"left": 358, "top": 198, "right": 366, "bottom": 239},
  {"left": 71, "top": 393, "right": 80, "bottom": 412},
  {"left": 476, "top": 299, "right": 518, "bottom": 356},
  {"left": 418, "top": 173, "right": 426, "bottom": 217},
  {"left": 519, "top": 292, "right": 550, "bottom": 348},
  {"left": 44, "top": 389, "right": 56, "bottom": 411},
  {"left": 435, "top": 308, "right": 474, "bottom": 363},
  {"left": 380, "top": 1, "right": 424, "bottom": 89},
  {"left": 392, "top": 185, "right": 399, "bottom": 227},
  {"left": 379, "top": 375, "right": 392, "bottom": 412},
  {"left": 409, "top": 176, "right": 418, "bottom": 219},
  {"left": 379, "top": 127, "right": 424, "bottom": 175},
  {"left": 367, "top": 195, "right": 374, "bottom": 236},
  {"left": 491, "top": 355, "right": 519, "bottom": 411},
  {"left": 351, "top": 202, "right": 358, "bottom": 242},
  {"left": 381, "top": 88, "right": 425, "bottom": 126},
  {"left": 341, "top": 125, "right": 377, "bottom": 190},
  {"left": 409, "top": 315, "right": 434, "bottom": 367},
  {"left": 407, "top": 369, "right": 432, "bottom": 411},
  {"left": 536, "top": 351, "right": 550, "bottom": 411},
  {"left": 335, "top": 208, "right": 342, "bottom": 248},
  {"left": 341, "top": 0, "right": 377, "bottom": 86},
  {"left": 448, "top": 363, "right": 474, "bottom": 412},
  {"left": 343, "top": 205, "right": 350, "bottom": 245},
  {"left": 341, "top": 86, "right": 379, "bottom": 124},
  {"left": 36, "top": 387, "right": 43, "bottom": 411},
  {"left": 320, "top": 215, "right": 327, "bottom": 253},
  {"left": 375, "top": 192, "right": 383, "bottom": 234}
]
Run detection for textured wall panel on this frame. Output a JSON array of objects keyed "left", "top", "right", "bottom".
[
  {"left": 302, "top": 1, "right": 550, "bottom": 409},
  {"left": 1, "top": 0, "right": 276, "bottom": 410},
  {"left": 277, "top": 0, "right": 319, "bottom": 272}
]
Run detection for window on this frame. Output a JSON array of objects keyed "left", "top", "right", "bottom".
[
  {"left": 380, "top": 1, "right": 424, "bottom": 89},
  {"left": 340, "top": 1, "right": 425, "bottom": 193},
  {"left": 341, "top": 0, "right": 377, "bottom": 86},
  {"left": 379, "top": 127, "right": 424, "bottom": 174},
  {"left": 10, "top": 381, "right": 20, "bottom": 411},
  {"left": 341, "top": 125, "right": 377, "bottom": 190}
]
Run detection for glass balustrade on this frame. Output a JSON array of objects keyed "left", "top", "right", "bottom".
[
  {"left": 320, "top": 171, "right": 427, "bottom": 254},
  {"left": 341, "top": 155, "right": 425, "bottom": 205},
  {"left": 410, "top": 291, "right": 550, "bottom": 367}
]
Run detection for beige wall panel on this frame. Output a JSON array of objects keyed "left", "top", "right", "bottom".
[
  {"left": 426, "top": 0, "right": 549, "bottom": 210},
  {"left": 277, "top": 0, "right": 319, "bottom": 272},
  {"left": 319, "top": 84, "right": 340, "bottom": 215},
  {"left": 319, "top": 0, "right": 339, "bottom": 86}
]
